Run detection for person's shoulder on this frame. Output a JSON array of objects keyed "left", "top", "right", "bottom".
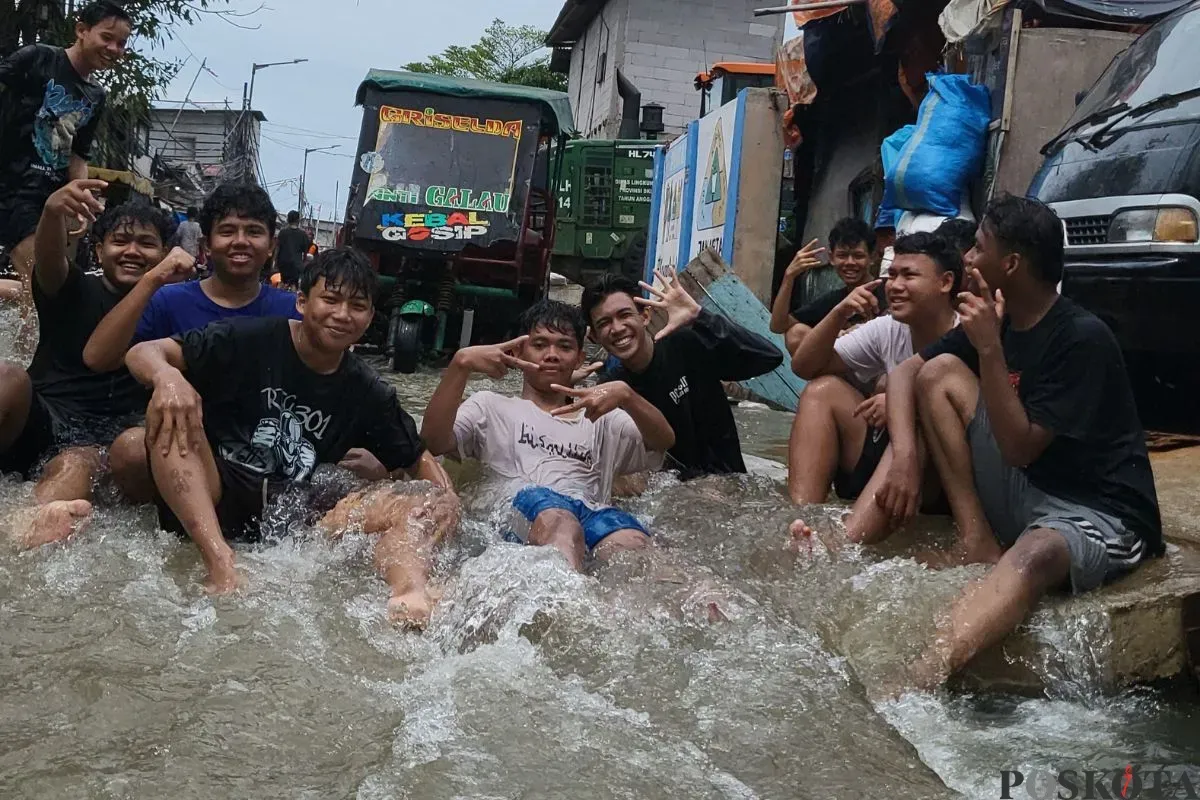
[
  {"left": 153, "top": 280, "right": 203, "bottom": 301},
  {"left": 1053, "top": 297, "right": 1119, "bottom": 349},
  {"left": 262, "top": 285, "right": 298, "bottom": 306}
]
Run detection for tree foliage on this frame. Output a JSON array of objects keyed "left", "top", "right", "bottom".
[{"left": 403, "top": 19, "right": 566, "bottom": 92}]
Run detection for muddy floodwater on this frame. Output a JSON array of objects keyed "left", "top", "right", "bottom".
[{"left": 1, "top": 306, "right": 1199, "bottom": 799}]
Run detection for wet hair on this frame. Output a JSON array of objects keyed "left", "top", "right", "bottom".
[
  {"left": 581, "top": 273, "right": 640, "bottom": 324},
  {"left": 893, "top": 232, "right": 965, "bottom": 297},
  {"left": 92, "top": 201, "right": 176, "bottom": 248},
  {"left": 287, "top": 210, "right": 300, "bottom": 224},
  {"left": 78, "top": 1, "right": 132, "bottom": 27},
  {"left": 981, "top": 195, "right": 1065, "bottom": 285},
  {"left": 518, "top": 298, "right": 586, "bottom": 347},
  {"left": 199, "top": 182, "right": 277, "bottom": 238},
  {"left": 186, "top": 206, "right": 198, "bottom": 219},
  {"left": 299, "top": 246, "right": 377, "bottom": 300},
  {"left": 935, "top": 217, "right": 978, "bottom": 256},
  {"left": 828, "top": 217, "right": 876, "bottom": 254}
]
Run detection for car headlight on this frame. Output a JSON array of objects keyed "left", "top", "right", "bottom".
[{"left": 1108, "top": 207, "right": 1199, "bottom": 243}]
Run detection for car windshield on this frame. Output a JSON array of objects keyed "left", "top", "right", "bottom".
[{"left": 1065, "top": 8, "right": 1200, "bottom": 136}]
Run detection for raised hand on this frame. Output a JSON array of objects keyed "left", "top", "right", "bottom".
[
  {"left": 636, "top": 266, "right": 701, "bottom": 341},
  {"left": 146, "top": 371, "right": 204, "bottom": 458},
  {"left": 570, "top": 361, "right": 605, "bottom": 386},
  {"left": 785, "top": 238, "right": 826, "bottom": 280},
  {"left": 149, "top": 246, "right": 197, "bottom": 287},
  {"left": 835, "top": 279, "right": 883, "bottom": 323},
  {"left": 549, "top": 380, "right": 632, "bottom": 421},
  {"left": 957, "top": 268, "right": 1006, "bottom": 354},
  {"left": 454, "top": 335, "right": 539, "bottom": 379},
  {"left": 44, "top": 179, "right": 107, "bottom": 225}
]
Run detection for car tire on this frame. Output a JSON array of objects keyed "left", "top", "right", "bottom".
[{"left": 389, "top": 311, "right": 422, "bottom": 374}]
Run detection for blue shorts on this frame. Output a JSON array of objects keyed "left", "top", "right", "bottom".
[{"left": 509, "top": 487, "right": 648, "bottom": 550}]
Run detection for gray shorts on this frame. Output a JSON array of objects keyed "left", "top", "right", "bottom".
[{"left": 967, "top": 397, "right": 1147, "bottom": 594}]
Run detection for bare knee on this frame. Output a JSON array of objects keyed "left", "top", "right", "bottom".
[
  {"left": 43, "top": 446, "right": 102, "bottom": 477},
  {"left": 917, "top": 355, "right": 977, "bottom": 413},
  {"left": 594, "top": 528, "right": 650, "bottom": 560},
  {"left": 798, "top": 374, "right": 858, "bottom": 412},
  {"left": 0, "top": 362, "right": 30, "bottom": 405},
  {"left": 1004, "top": 528, "right": 1072, "bottom": 585}
]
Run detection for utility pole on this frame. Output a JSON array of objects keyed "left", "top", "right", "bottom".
[{"left": 299, "top": 145, "right": 339, "bottom": 220}]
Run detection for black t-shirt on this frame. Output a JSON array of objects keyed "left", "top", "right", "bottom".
[
  {"left": 921, "top": 296, "right": 1163, "bottom": 554},
  {"left": 0, "top": 45, "right": 106, "bottom": 200},
  {"left": 275, "top": 227, "right": 311, "bottom": 276},
  {"left": 790, "top": 282, "right": 888, "bottom": 328},
  {"left": 176, "top": 317, "right": 425, "bottom": 484},
  {"left": 28, "top": 265, "right": 147, "bottom": 418},
  {"left": 604, "top": 309, "right": 783, "bottom": 479}
]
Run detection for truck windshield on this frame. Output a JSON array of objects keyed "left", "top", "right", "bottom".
[{"left": 1063, "top": 7, "right": 1200, "bottom": 138}]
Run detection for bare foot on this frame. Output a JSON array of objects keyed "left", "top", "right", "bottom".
[
  {"left": 18, "top": 500, "right": 93, "bottom": 549},
  {"left": 204, "top": 564, "right": 246, "bottom": 596},
  {"left": 787, "top": 519, "right": 815, "bottom": 556},
  {"left": 388, "top": 587, "right": 439, "bottom": 631}
]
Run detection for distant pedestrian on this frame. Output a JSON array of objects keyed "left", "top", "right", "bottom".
[
  {"left": 273, "top": 211, "right": 311, "bottom": 289},
  {"left": 0, "top": 1, "right": 132, "bottom": 287},
  {"left": 175, "top": 205, "right": 202, "bottom": 258}
]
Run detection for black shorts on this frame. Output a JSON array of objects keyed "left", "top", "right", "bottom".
[
  {"left": 833, "top": 426, "right": 889, "bottom": 501},
  {"left": 0, "top": 198, "right": 46, "bottom": 250},
  {"left": 0, "top": 393, "right": 141, "bottom": 480},
  {"left": 155, "top": 456, "right": 272, "bottom": 543}
]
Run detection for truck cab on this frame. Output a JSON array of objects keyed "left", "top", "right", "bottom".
[
  {"left": 695, "top": 63, "right": 777, "bottom": 118},
  {"left": 1030, "top": 1, "right": 1200, "bottom": 397}
]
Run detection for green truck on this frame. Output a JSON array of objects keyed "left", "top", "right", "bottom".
[{"left": 550, "top": 139, "right": 657, "bottom": 285}]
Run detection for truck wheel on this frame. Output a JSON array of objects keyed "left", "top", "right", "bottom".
[{"left": 389, "top": 311, "right": 422, "bottom": 374}]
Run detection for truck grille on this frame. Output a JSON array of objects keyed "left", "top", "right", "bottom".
[{"left": 1064, "top": 215, "right": 1111, "bottom": 246}]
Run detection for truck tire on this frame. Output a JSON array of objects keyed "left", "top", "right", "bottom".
[{"left": 389, "top": 311, "right": 422, "bottom": 374}]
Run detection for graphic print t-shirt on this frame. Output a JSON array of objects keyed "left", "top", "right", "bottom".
[
  {"left": 0, "top": 45, "right": 105, "bottom": 198},
  {"left": 453, "top": 391, "right": 660, "bottom": 508},
  {"left": 136, "top": 281, "right": 301, "bottom": 342},
  {"left": 921, "top": 296, "right": 1163, "bottom": 555},
  {"left": 176, "top": 317, "right": 425, "bottom": 484}
]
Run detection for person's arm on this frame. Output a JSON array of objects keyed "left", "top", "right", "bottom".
[
  {"left": 961, "top": 272, "right": 1053, "bottom": 467},
  {"left": 406, "top": 451, "right": 453, "bottom": 491},
  {"left": 71, "top": 92, "right": 104, "bottom": 166},
  {"left": 688, "top": 309, "right": 783, "bottom": 380},
  {"left": 0, "top": 45, "right": 38, "bottom": 92},
  {"left": 875, "top": 353, "right": 926, "bottom": 521},
  {"left": 68, "top": 155, "right": 88, "bottom": 182},
  {"left": 770, "top": 239, "right": 825, "bottom": 334},
  {"left": 791, "top": 280, "right": 883, "bottom": 380},
  {"left": 84, "top": 247, "right": 196, "bottom": 372},
  {"left": 127, "top": 336, "right": 208, "bottom": 459},
  {"left": 422, "top": 336, "right": 536, "bottom": 456},
  {"left": 33, "top": 179, "right": 106, "bottom": 297},
  {"left": 551, "top": 381, "right": 675, "bottom": 453}
]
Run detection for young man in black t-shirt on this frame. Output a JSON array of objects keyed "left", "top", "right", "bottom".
[
  {"left": 0, "top": 179, "right": 177, "bottom": 547},
  {"left": 273, "top": 210, "right": 311, "bottom": 288},
  {"left": 0, "top": 1, "right": 132, "bottom": 282},
  {"left": 126, "top": 248, "right": 459, "bottom": 628},
  {"left": 769, "top": 218, "right": 882, "bottom": 356},
  {"left": 582, "top": 270, "right": 783, "bottom": 479},
  {"left": 877, "top": 196, "right": 1163, "bottom": 689}
]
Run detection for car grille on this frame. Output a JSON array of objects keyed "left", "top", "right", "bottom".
[{"left": 1064, "top": 215, "right": 1111, "bottom": 246}]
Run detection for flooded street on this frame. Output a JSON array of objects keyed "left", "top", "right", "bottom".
[{"left": 2, "top": 308, "right": 1199, "bottom": 799}]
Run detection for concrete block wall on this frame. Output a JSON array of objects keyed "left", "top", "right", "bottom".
[{"left": 564, "top": 0, "right": 783, "bottom": 140}]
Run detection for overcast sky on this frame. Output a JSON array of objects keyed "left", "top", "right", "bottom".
[{"left": 154, "top": 0, "right": 566, "bottom": 222}]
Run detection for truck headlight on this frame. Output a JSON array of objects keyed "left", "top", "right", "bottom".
[{"left": 1108, "top": 207, "right": 1199, "bottom": 243}]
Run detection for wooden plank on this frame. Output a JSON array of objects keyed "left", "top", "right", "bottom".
[{"left": 666, "top": 249, "right": 808, "bottom": 412}]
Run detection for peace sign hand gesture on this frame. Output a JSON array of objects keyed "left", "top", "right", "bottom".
[
  {"left": 957, "top": 268, "right": 1006, "bottom": 356},
  {"left": 636, "top": 266, "right": 701, "bottom": 342},
  {"left": 455, "top": 335, "right": 540, "bottom": 379},
  {"left": 785, "top": 238, "right": 826, "bottom": 280},
  {"left": 549, "top": 380, "right": 633, "bottom": 421}
]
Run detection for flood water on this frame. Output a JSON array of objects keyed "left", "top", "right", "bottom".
[{"left": 2, "top": 305, "right": 1199, "bottom": 799}]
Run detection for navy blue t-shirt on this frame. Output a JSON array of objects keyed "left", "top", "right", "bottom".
[{"left": 135, "top": 280, "right": 300, "bottom": 342}]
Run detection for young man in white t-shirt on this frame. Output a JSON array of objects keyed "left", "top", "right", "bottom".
[
  {"left": 787, "top": 231, "right": 964, "bottom": 545},
  {"left": 422, "top": 299, "right": 674, "bottom": 570}
]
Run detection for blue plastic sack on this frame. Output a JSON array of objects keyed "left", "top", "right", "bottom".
[
  {"left": 884, "top": 74, "right": 991, "bottom": 217},
  {"left": 876, "top": 125, "right": 914, "bottom": 229}
]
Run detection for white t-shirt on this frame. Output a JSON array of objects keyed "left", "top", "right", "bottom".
[
  {"left": 833, "top": 315, "right": 916, "bottom": 389},
  {"left": 453, "top": 391, "right": 659, "bottom": 508}
]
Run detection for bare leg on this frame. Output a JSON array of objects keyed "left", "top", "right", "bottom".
[
  {"left": 787, "top": 375, "right": 867, "bottom": 505},
  {"left": 592, "top": 528, "right": 650, "bottom": 561},
  {"left": 784, "top": 323, "right": 811, "bottom": 357},
  {"left": 915, "top": 355, "right": 1002, "bottom": 563},
  {"left": 149, "top": 435, "right": 233, "bottom": 593},
  {"left": 0, "top": 279, "right": 20, "bottom": 303},
  {"left": 320, "top": 484, "right": 461, "bottom": 630},
  {"left": 527, "top": 508, "right": 587, "bottom": 572},
  {"left": 907, "top": 528, "right": 1071, "bottom": 689},
  {"left": 108, "top": 427, "right": 155, "bottom": 504},
  {"left": 13, "top": 446, "right": 102, "bottom": 548},
  {"left": 9, "top": 235, "right": 38, "bottom": 357},
  {"left": 0, "top": 362, "right": 32, "bottom": 452}
]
